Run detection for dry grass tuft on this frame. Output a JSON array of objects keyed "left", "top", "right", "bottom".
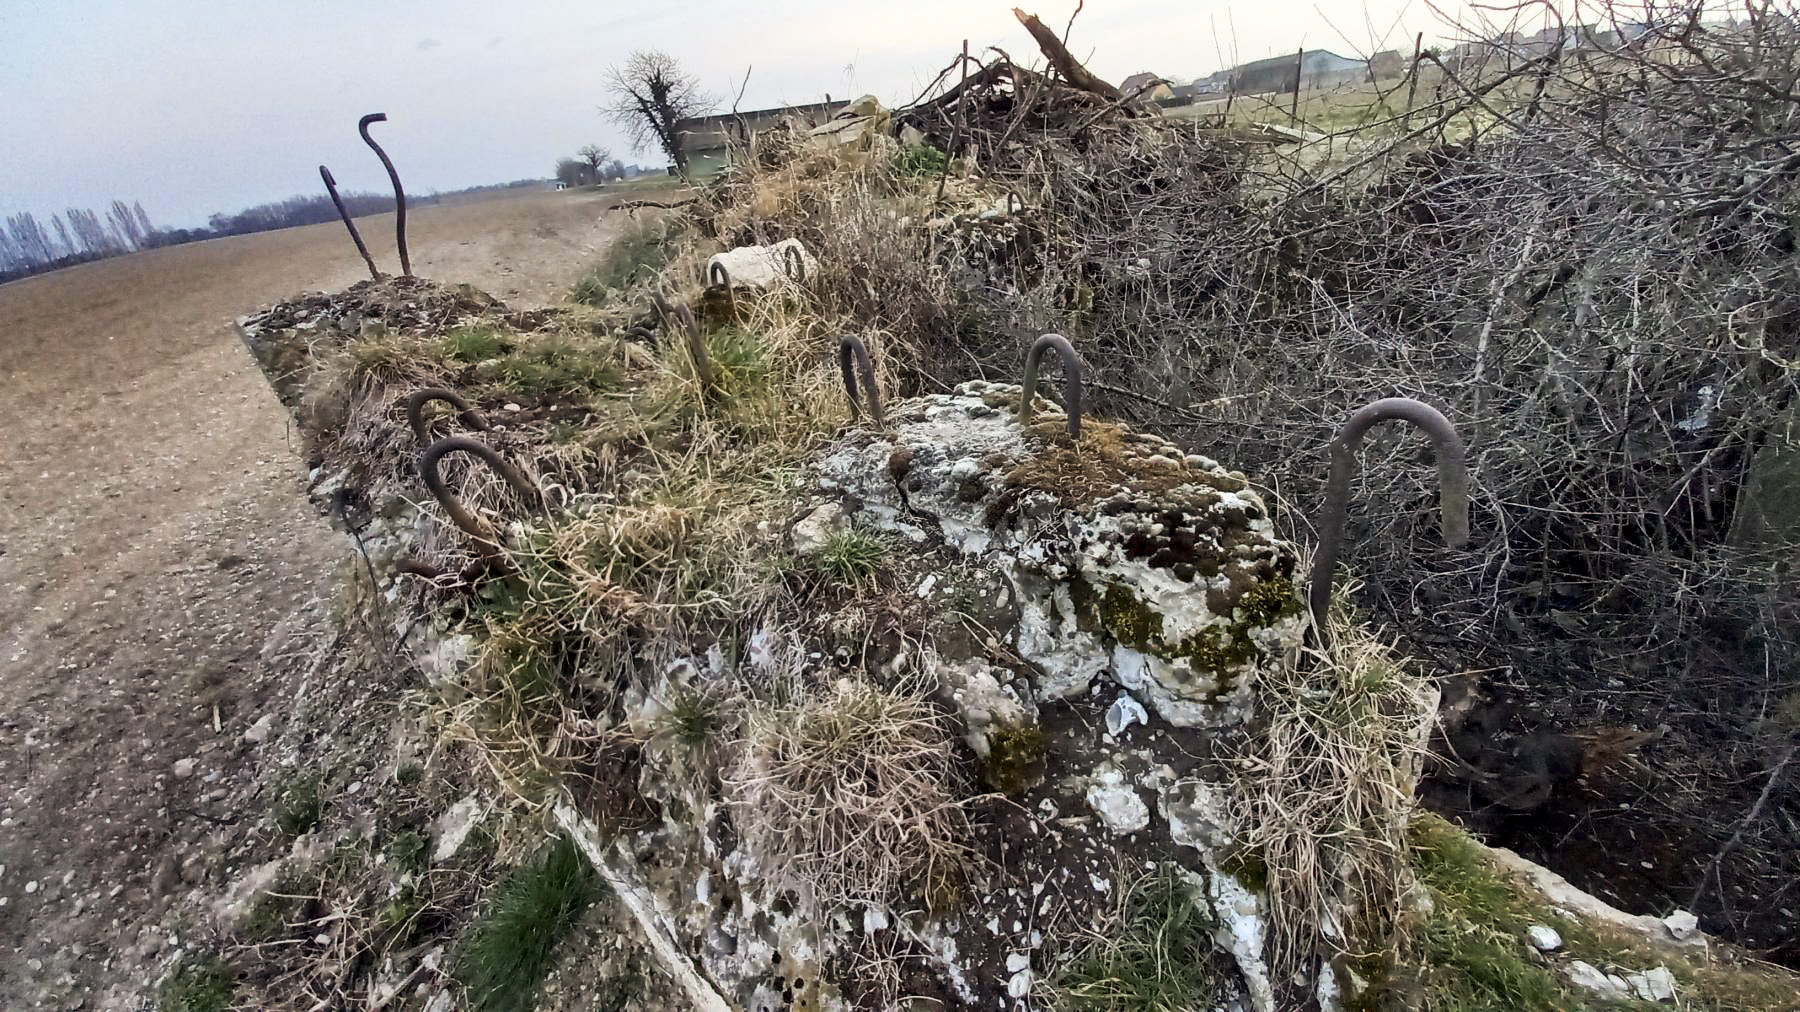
[
  {"left": 1224, "top": 573, "right": 1437, "bottom": 1001},
  {"left": 726, "top": 677, "right": 974, "bottom": 907}
]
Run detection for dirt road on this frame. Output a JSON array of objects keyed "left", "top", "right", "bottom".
[{"left": 0, "top": 188, "right": 622, "bottom": 1009}]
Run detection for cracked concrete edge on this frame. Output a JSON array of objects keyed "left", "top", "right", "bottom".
[
  {"left": 1481, "top": 843, "right": 1708, "bottom": 952},
  {"left": 553, "top": 803, "right": 736, "bottom": 1012}
]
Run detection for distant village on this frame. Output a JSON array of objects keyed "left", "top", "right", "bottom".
[{"left": 666, "top": 18, "right": 1673, "bottom": 176}]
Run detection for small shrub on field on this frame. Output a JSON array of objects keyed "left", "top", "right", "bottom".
[
  {"left": 492, "top": 337, "right": 619, "bottom": 398},
  {"left": 275, "top": 772, "right": 326, "bottom": 838},
  {"left": 1048, "top": 865, "right": 1217, "bottom": 1012},
  {"left": 388, "top": 828, "right": 429, "bottom": 873},
  {"left": 815, "top": 529, "right": 887, "bottom": 587},
  {"left": 893, "top": 144, "right": 948, "bottom": 178},
  {"left": 157, "top": 954, "right": 235, "bottom": 1012},
  {"left": 457, "top": 834, "right": 600, "bottom": 1012},
  {"left": 571, "top": 219, "right": 671, "bottom": 306},
  {"left": 727, "top": 678, "right": 972, "bottom": 906},
  {"left": 443, "top": 325, "right": 509, "bottom": 363},
  {"left": 665, "top": 686, "right": 723, "bottom": 748}
]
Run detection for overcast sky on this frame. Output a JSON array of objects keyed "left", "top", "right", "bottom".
[{"left": 1, "top": 0, "right": 1501, "bottom": 229}]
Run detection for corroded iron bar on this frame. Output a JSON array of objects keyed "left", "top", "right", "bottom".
[
  {"left": 1308, "top": 397, "right": 1470, "bottom": 630},
  {"left": 319, "top": 165, "right": 380, "bottom": 280},
  {"left": 1019, "top": 333, "right": 1083, "bottom": 439},
  {"left": 405, "top": 388, "right": 492, "bottom": 444},
  {"left": 396, "top": 558, "right": 446, "bottom": 580},
  {"left": 418, "top": 436, "right": 540, "bottom": 557},
  {"left": 708, "top": 261, "right": 737, "bottom": 318},
  {"left": 358, "top": 113, "right": 411, "bottom": 277},
  {"left": 837, "top": 335, "right": 885, "bottom": 427},
  {"left": 652, "top": 288, "right": 714, "bottom": 391}
]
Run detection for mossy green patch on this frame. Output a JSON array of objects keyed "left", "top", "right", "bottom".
[
  {"left": 981, "top": 720, "right": 1048, "bottom": 796},
  {"left": 156, "top": 954, "right": 236, "bottom": 1012},
  {"left": 1071, "top": 575, "right": 1298, "bottom": 698}
]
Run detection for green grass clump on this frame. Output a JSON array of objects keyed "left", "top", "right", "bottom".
[
  {"left": 157, "top": 954, "right": 236, "bottom": 1012},
  {"left": 494, "top": 337, "right": 619, "bottom": 398},
  {"left": 894, "top": 144, "right": 948, "bottom": 178},
  {"left": 275, "top": 773, "right": 326, "bottom": 838},
  {"left": 1409, "top": 814, "right": 1570, "bottom": 1010},
  {"left": 457, "top": 835, "right": 601, "bottom": 1012},
  {"left": 703, "top": 326, "right": 773, "bottom": 402},
  {"left": 571, "top": 220, "right": 670, "bottom": 306},
  {"left": 1054, "top": 866, "right": 1217, "bottom": 1011},
  {"left": 389, "top": 828, "right": 429, "bottom": 874},
  {"left": 443, "top": 325, "right": 509, "bottom": 363},
  {"left": 666, "top": 687, "right": 720, "bottom": 747},
  {"left": 815, "top": 529, "right": 887, "bottom": 586}
]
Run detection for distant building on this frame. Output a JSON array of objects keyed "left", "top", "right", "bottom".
[
  {"left": 674, "top": 100, "right": 850, "bottom": 177},
  {"left": 1228, "top": 50, "right": 1367, "bottom": 93},
  {"left": 1119, "top": 72, "right": 1175, "bottom": 101}
]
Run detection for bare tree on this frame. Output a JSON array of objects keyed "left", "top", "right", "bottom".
[
  {"left": 604, "top": 50, "right": 716, "bottom": 178},
  {"left": 108, "top": 199, "right": 144, "bottom": 250},
  {"left": 576, "top": 143, "right": 611, "bottom": 179}
]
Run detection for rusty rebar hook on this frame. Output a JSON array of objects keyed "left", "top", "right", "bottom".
[
  {"left": 405, "top": 388, "right": 492, "bottom": 444},
  {"left": 1308, "top": 397, "right": 1470, "bottom": 631},
  {"left": 358, "top": 113, "right": 411, "bottom": 277},
  {"left": 708, "top": 261, "right": 738, "bottom": 318},
  {"left": 652, "top": 288, "right": 715, "bottom": 392},
  {"left": 418, "top": 436, "right": 541, "bottom": 559},
  {"left": 837, "top": 335, "right": 885, "bottom": 427},
  {"left": 319, "top": 165, "right": 380, "bottom": 280},
  {"left": 1019, "top": 333, "right": 1084, "bottom": 439},
  {"left": 782, "top": 244, "right": 806, "bottom": 283}
]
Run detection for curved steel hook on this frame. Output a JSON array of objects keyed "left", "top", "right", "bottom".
[
  {"left": 1019, "top": 333, "right": 1083, "bottom": 439},
  {"left": 782, "top": 244, "right": 806, "bottom": 282},
  {"left": 418, "top": 436, "right": 541, "bottom": 557},
  {"left": 837, "top": 335, "right": 885, "bottom": 427},
  {"left": 319, "top": 165, "right": 380, "bottom": 280},
  {"left": 708, "top": 261, "right": 738, "bottom": 318},
  {"left": 1308, "top": 397, "right": 1470, "bottom": 630},
  {"left": 358, "top": 113, "right": 411, "bottom": 277},
  {"left": 652, "top": 288, "right": 714, "bottom": 391},
  {"left": 405, "top": 388, "right": 491, "bottom": 444}
]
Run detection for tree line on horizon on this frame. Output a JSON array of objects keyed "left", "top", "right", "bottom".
[{"left": 1, "top": 177, "right": 543, "bottom": 285}]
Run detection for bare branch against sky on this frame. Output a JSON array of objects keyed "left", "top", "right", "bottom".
[{"left": 1, "top": 0, "right": 1487, "bottom": 227}]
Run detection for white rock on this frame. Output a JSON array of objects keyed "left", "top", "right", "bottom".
[
  {"left": 1663, "top": 909, "right": 1699, "bottom": 941},
  {"left": 243, "top": 713, "right": 275, "bottom": 743},
  {"left": 1104, "top": 692, "right": 1149, "bottom": 737},
  {"left": 790, "top": 502, "right": 843, "bottom": 556},
  {"left": 1005, "top": 952, "right": 1030, "bottom": 973},
  {"left": 1565, "top": 960, "right": 1631, "bottom": 999},
  {"left": 432, "top": 797, "right": 487, "bottom": 862},
  {"left": 1627, "top": 966, "right": 1676, "bottom": 1002},
  {"left": 172, "top": 758, "right": 196, "bottom": 778},
  {"left": 23, "top": 881, "right": 37, "bottom": 894},
  {"left": 1006, "top": 968, "right": 1033, "bottom": 998},
  {"left": 863, "top": 907, "right": 889, "bottom": 934},
  {"left": 1526, "top": 924, "right": 1562, "bottom": 952},
  {"left": 1085, "top": 766, "right": 1150, "bottom": 835}
]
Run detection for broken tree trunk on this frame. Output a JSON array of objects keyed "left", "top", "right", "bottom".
[{"left": 1012, "top": 8, "right": 1123, "bottom": 101}]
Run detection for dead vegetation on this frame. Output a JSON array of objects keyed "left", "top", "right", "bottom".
[
  {"left": 219, "top": 1, "right": 1800, "bottom": 1006},
  {"left": 648, "top": 0, "right": 1800, "bottom": 969}
]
